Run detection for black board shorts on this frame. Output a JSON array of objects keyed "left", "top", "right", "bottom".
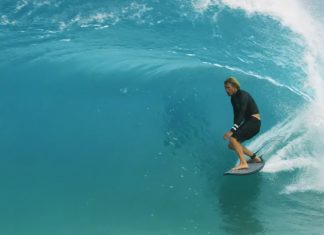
[{"left": 232, "top": 116, "right": 261, "bottom": 143}]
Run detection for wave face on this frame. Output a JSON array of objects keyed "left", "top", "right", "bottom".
[{"left": 1, "top": 0, "right": 324, "bottom": 234}]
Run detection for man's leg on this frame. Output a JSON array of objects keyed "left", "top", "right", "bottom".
[
  {"left": 241, "top": 145, "right": 262, "bottom": 163},
  {"left": 229, "top": 137, "right": 248, "bottom": 170},
  {"left": 229, "top": 142, "right": 252, "bottom": 156},
  {"left": 229, "top": 142, "right": 262, "bottom": 163}
]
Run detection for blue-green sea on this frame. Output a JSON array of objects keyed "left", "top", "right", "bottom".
[{"left": 1, "top": 0, "right": 324, "bottom": 234}]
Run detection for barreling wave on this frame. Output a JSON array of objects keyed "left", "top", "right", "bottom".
[
  {"left": 2, "top": 1, "right": 324, "bottom": 235},
  {"left": 194, "top": 0, "right": 324, "bottom": 193},
  {"left": 1, "top": 0, "right": 324, "bottom": 195}
]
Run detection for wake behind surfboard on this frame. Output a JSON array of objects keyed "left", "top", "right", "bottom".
[{"left": 224, "top": 157, "right": 265, "bottom": 176}]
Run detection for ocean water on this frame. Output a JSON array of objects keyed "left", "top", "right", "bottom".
[{"left": 1, "top": 0, "right": 324, "bottom": 234}]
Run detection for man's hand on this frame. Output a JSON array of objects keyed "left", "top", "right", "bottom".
[{"left": 223, "top": 131, "right": 233, "bottom": 140}]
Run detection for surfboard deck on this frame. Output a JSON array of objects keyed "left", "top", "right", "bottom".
[{"left": 224, "top": 158, "right": 265, "bottom": 176}]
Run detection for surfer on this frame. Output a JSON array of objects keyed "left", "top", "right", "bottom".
[{"left": 223, "top": 77, "right": 262, "bottom": 170}]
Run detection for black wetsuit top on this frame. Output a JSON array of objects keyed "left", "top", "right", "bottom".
[{"left": 230, "top": 89, "right": 259, "bottom": 132}]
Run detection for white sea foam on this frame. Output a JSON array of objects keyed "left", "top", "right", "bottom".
[
  {"left": 58, "top": 12, "right": 118, "bottom": 31},
  {"left": 248, "top": 101, "right": 324, "bottom": 193},
  {"left": 283, "top": 167, "right": 324, "bottom": 194},
  {"left": 15, "top": 0, "right": 29, "bottom": 12},
  {"left": 15, "top": 0, "right": 55, "bottom": 13},
  {"left": 56, "top": 2, "right": 152, "bottom": 31},
  {"left": 33, "top": 0, "right": 51, "bottom": 7},
  {"left": 193, "top": 0, "right": 318, "bottom": 42},
  {"left": 124, "top": 2, "right": 153, "bottom": 22},
  {"left": 0, "top": 15, "right": 16, "bottom": 26},
  {"left": 60, "top": 38, "right": 71, "bottom": 42}
]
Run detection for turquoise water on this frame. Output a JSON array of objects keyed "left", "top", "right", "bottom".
[{"left": 1, "top": 0, "right": 324, "bottom": 234}]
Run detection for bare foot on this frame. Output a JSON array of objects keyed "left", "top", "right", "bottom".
[
  {"left": 247, "top": 155, "right": 262, "bottom": 163},
  {"left": 232, "top": 163, "right": 249, "bottom": 170},
  {"left": 249, "top": 156, "right": 262, "bottom": 163}
]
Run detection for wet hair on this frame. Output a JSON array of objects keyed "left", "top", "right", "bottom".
[{"left": 224, "top": 77, "right": 240, "bottom": 89}]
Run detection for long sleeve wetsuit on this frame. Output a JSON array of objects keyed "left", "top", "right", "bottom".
[{"left": 230, "top": 89, "right": 259, "bottom": 132}]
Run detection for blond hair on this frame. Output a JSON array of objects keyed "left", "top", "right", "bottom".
[{"left": 224, "top": 77, "right": 240, "bottom": 89}]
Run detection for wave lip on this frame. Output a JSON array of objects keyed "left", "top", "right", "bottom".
[{"left": 194, "top": 0, "right": 324, "bottom": 95}]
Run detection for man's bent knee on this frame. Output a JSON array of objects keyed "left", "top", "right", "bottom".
[
  {"left": 228, "top": 142, "right": 234, "bottom": 150},
  {"left": 229, "top": 136, "right": 239, "bottom": 144}
]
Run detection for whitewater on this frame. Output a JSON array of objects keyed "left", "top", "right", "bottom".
[{"left": 0, "top": 0, "right": 324, "bottom": 234}]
